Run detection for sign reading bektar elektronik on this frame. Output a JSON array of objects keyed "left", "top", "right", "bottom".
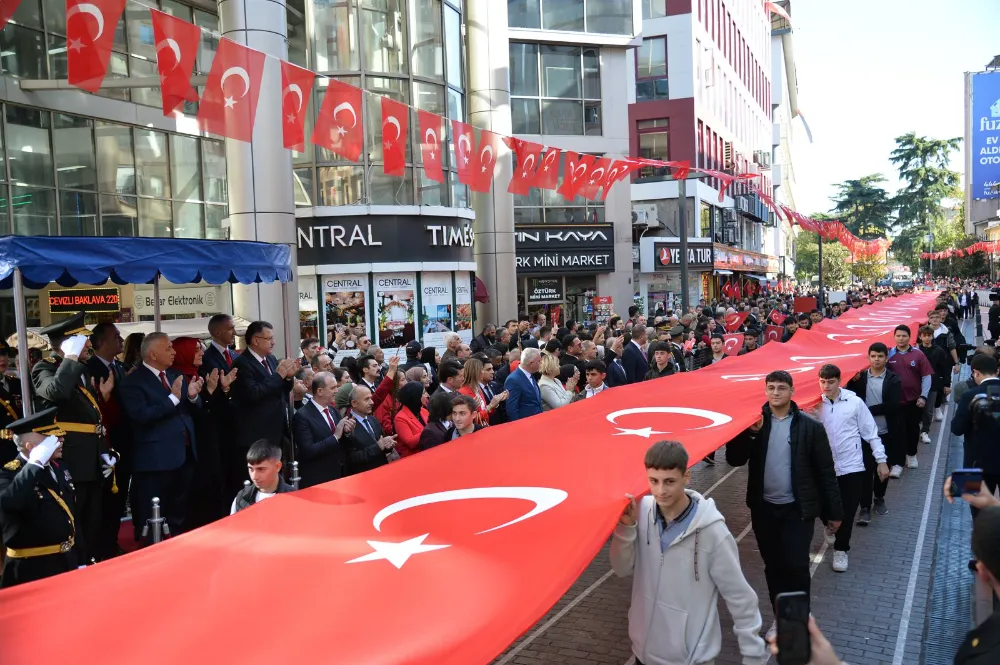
[{"left": 296, "top": 215, "right": 475, "bottom": 266}]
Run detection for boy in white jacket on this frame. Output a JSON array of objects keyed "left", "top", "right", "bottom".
[{"left": 611, "top": 440, "right": 766, "bottom": 665}]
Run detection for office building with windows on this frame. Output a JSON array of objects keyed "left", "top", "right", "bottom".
[{"left": 628, "top": 0, "right": 782, "bottom": 312}]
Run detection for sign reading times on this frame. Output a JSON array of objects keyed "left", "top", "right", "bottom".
[
  {"left": 296, "top": 215, "right": 474, "bottom": 266},
  {"left": 49, "top": 288, "right": 120, "bottom": 313}
]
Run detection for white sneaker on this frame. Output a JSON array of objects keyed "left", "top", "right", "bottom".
[
  {"left": 934, "top": 408, "right": 944, "bottom": 421},
  {"left": 906, "top": 455, "right": 919, "bottom": 469},
  {"left": 890, "top": 464, "right": 903, "bottom": 478},
  {"left": 832, "top": 551, "right": 849, "bottom": 572},
  {"left": 920, "top": 432, "right": 932, "bottom": 444}
]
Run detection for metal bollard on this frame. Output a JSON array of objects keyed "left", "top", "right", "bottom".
[
  {"left": 290, "top": 461, "right": 301, "bottom": 490},
  {"left": 139, "top": 496, "right": 170, "bottom": 545}
]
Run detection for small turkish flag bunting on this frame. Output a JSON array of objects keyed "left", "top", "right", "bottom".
[
  {"left": 725, "top": 311, "right": 749, "bottom": 332},
  {"left": 722, "top": 334, "right": 744, "bottom": 356},
  {"left": 505, "top": 137, "right": 544, "bottom": 195},
  {"left": 381, "top": 97, "right": 409, "bottom": 176},
  {"left": 597, "top": 159, "right": 643, "bottom": 200},
  {"left": 66, "top": 0, "right": 128, "bottom": 93},
  {"left": 280, "top": 61, "right": 315, "bottom": 152},
  {"left": 532, "top": 147, "right": 562, "bottom": 191},
  {"left": 558, "top": 152, "right": 598, "bottom": 201},
  {"left": 579, "top": 156, "right": 613, "bottom": 201},
  {"left": 765, "top": 324, "right": 784, "bottom": 344},
  {"left": 196, "top": 38, "right": 266, "bottom": 143},
  {"left": 471, "top": 129, "right": 502, "bottom": 192},
  {"left": 452, "top": 120, "right": 477, "bottom": 186},
  {"left": 312, "top": 79, "right": 365, "bottom": 162},
  {"left": 418, "top": 110, "right": 445, "bottom": 183},
  {"left": 150, "top": 9, "right": 201, "bottom": 116}
]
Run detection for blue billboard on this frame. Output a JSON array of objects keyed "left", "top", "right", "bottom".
[{"left": 972, "top": 71, "right": 1000, "bottom": 200}]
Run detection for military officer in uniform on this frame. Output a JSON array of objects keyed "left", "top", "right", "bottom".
[
  {"left": 31, "top": 312, "right": 116, "bottom": 565},
  {"left": 0, "top": 407, "right": 81, "bottom": 588},
  {"left": 0, "top": 341, "right": 24, "bottom": 465}
]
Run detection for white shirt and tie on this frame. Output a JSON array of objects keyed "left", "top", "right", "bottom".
[
  {"left": 313, "top": 399, "right": 339, "bottom": 437},
  {"left": 350, "top": 409, "right": 378, "bottom": 440}
]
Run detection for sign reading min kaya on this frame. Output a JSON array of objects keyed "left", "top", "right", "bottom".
[{"left": 296, "top": 215, "right": 475, "bottom": 265}]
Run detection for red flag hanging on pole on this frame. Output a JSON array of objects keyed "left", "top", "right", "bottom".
[
  {"left": 504, "top": 137, "right": 544, "bottom": 195},
  {"left": 417, "top": 110, "right": 445, "bottom": 183},
  {"left": 381, "top": 97, "right": 409, "bottom": 176},
  {"left": 532, "top": 147, "right": 562, "bottom": 191},
  {"left": 66, "top": 0, "right": 128, "bottom": 92},
  {"left": 279, "top": 61, "right": 315, "bottom": 151},
  {"left": 558, "top": 152, "right": 598, "bottom": 201},
  {"left": 150, "top": 9, "right": 202, "bottom": 115},
  {"left": 312, "top": 79, "right": 365, "bottom": 161},
  {"left": 0, "top": 0, "right": 23, "bottom": 30},
  {"left": 195, "top": 38, "right": 267, "bottom": 143},
  {"left": 470, "top": 129, "right": 502, "bottom": 192}
]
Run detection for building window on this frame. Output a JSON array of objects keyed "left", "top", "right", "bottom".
[
  {"left": 636, "top": 119, "right": 668, "bottom": 177},
  {"left": 507, "top": 0, "right": 632, "bottom": 35},
  {"left": 511, "top": 152, "right": 605, "bottom": 223},
  {"left": 510, "top": 43, "right": 602, "bottom": 136},
  {"left": 635, "top": 37, "right": 667, "bottom": 101},
  {"left": 641, "top": 0, "right": 666, "bottom": 19}
]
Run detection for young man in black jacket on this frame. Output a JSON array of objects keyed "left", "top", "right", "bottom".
[
  {"left": 846, "top": 342, "right": 903, "bottom": 524},
  {"left": 727, "top": 370, "right": 842, "bottom": 610}
]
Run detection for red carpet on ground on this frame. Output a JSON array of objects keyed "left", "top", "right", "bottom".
[{"left": 0, "top": 293, "right": 937, "bottom": 665}]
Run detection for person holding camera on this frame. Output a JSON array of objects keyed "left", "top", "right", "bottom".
[{"left": 952, "top": 354, "right": 1000, "bottom": 515}]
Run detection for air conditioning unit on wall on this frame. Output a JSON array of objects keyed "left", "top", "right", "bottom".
[
  {"left": 754, "top": 150, "right": 771, "bottom": 169},
  {"left": 632, "top": 203, "right": 662, "bottom": 228}
]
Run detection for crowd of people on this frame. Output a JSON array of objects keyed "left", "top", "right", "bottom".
[{"left": 0, "top": 278, "right": 998, "bottom": 663}]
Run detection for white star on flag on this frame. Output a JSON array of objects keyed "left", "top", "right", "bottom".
[
  {"left": 68, "top": 38, "right": 84, "bottom": 52},
  {"left": 337, "top": 126, "right": 348, "bottom": 136},
  {"left": 429, "top": 151, "right": 436, "bottom": 159},
  {"left": 224, "top": 96, "right": 236, "bottom": 109},
  {"left": 345, "top": 534, "right": 450, "bottom": 569},
  {"left": 286, "top": 113, "right": 297, "bottom": 123},
  {"left": 612, "top": 426, "right": 667, "bottom": 439}
]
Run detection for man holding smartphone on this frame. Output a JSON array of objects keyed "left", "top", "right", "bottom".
[
  {"left": 951, "top": 353, "right": 1000, "bottom": 513},
  {"left": 611, "top": 440, "right": 766, "bottom": 665}
]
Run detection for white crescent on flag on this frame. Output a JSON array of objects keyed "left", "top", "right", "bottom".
[
  {"left": 155, "top": 38, "right": 182, "bottom": 70},
  {"left": 333, "top": 102, "right": 358, "bottom": 128},
  {"left": 220, "top": 66, "right": 251, "bottom": 98},
  {"left": 458, "top": 132, "right": 472, "bottom": 155},
  {"left": 384, "top": 115, "right": 401, "bottom": 140},
  {"left": 521, "top": 152, "right": 536, "bottom": 177},
  {"left": 283, "top": 83, "right": 304, "bottom": 112},
  {"left": 67, "top": 2, "right": 105, "bottom": 39}
]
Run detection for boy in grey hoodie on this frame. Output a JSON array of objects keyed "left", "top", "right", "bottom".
[{"left": 611, "top": 440, "right": 766, "bottom": 665}]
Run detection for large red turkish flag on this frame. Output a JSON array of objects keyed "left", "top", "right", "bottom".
[
  {"left": 417, "top": 110, "right": 445, "bottom": 183},
  {"left": 196, "top": 38, "right": 266, "bottom": 143},
  {"left": 312, "top": 79, "right": 365, "bottom": 162},
  {"left": 381, "top": 97, "right": 409, "bottom": 176},
  {"left": 66, "top": 0, "right": 128, "bottom": 92},
  {"left": 150, "top": 9, "right": 201, "bottom": 115},
  {"left": 280, "top": 61, "right": 315, "bottom": 151},
  {"left": 0, "top": 296, "right": 936, "bottom": 665}
]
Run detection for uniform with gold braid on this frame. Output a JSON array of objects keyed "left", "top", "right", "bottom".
[
  {"left": 0, "top": 407, "right": 81, "bottom": 588},
  {"left": 30, "top": 311, "right": 111, "bottom": 566}
]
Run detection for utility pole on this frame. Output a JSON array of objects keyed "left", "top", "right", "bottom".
[
  {"left": 678, "top": 179, "right": 689, "bottom": 312},
  {"left": 817, "top": 232, "right": 824, "bottom": 309}
]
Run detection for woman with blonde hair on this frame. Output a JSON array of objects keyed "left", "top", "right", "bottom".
[
  {"left": 538, "top": 353, "right": 577, "bottom": 411},
  {"left": 458, "top": 358, "right": 506, "bottom": 426}
]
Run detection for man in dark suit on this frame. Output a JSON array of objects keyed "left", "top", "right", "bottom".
[
  {"left": 953, "top": 353, "right": 1000, "bottom": 515},
  {"left": 199, "top": 314, "right": 240, "bottom": 496},
  {"left": 621, "top": 323, "right": 649, "bottom": 384},
  {"left": 504, "top": 348, "right": 543, "bottom": 421},
  {"left": 229, "top": 320, "right": 296, "bottom": 497},
  {"left": 341, "top": 384, "right": 396, "bottom": 475},
  {"left": 119, "top": 332, "right": 202, "bottom": 544},
  {"left": 31, "top": 311, "right": 115, "bottom": 565},
  {"left": 201, "top": 313, "right": 239, "bottom": 376},
  {"left": 86, "top": 322, "right": 131, "bottom": 560},
  {"left": 601, "top": 336, "right": 628, "bottom": 388},
  {"left": 292, "top": 371, "right": 355, "bottom": 487},
  {"left": 470, "top": 324, "right": 495, "bottom": 354}
]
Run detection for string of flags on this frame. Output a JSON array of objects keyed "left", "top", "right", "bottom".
[
  {"left": 921, "top": 241, "right": 1000, "bottom": 260},
  {"left": 19, "top": 0, "right": 887, "bottom": 260}
]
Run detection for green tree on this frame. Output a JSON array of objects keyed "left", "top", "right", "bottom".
[
  {"left": 851, "top": 253, "right": 888, "bottom": 285},
  {"left": 889, "top": 132, "right": 961, "bottom": 270},
  {"left": 830, "top": 174, "right": 895, "bottom": 237},
  {"left": 793, "top": 233, "right": 851, "bottom": 289}
]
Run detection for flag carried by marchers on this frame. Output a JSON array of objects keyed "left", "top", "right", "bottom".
[
  {"left": 764, "top": 324, "right": 784, "bottom": 344},
  {"left": 722, "top": 334, "right": 744, "bottom": 356},
  {"left": 725, "top": 311, "right": 749, "bottom": 332},
  {"left": 150, "top": 9, "right": 202, "bottom": 115},
  {"left": 280, "top": 61, "right": 315, "bottom": 151},
  {"left": 66, "top": 0, "right": 129, "bottom": 92},
  {"left": 417, "top": 110, "right": 445, "bottom": 183},
  {"left": 768, "top": 309, "right": 787, "bottom": 326},
  {"left": 313, "top": 79, "right": 364, "bottom": 161},
  {"left": 381, "top": 97, "right": 409, "bottom": 176},
  {"left": 196, "top": 38, "right": 267, "bottom": 143}
]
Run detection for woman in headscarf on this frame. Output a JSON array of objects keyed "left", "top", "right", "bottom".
[
  {"left": 394, "top": 382, "right": 428, "bottom": 458},
  {"left": 171, "top": 336, "right": 237, "bottom": 529},
  {"left": 419, "top": 391, "right": 453, "bottom": 450}
]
